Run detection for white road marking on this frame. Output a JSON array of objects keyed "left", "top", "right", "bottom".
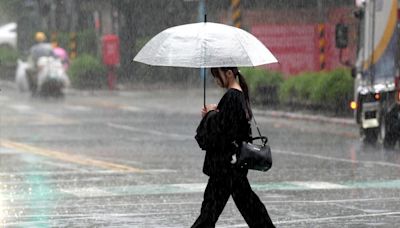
[
  {"left": 0, "top": 147, "right": 21, "bottom": 154},
  {"left": 219, "top": 212, "right": 400, "bottom": 227},
  {"left": 0, "top": 170, "right": 122, "bottom": 176},
  {"left": 3, "top": 211, "right": 189, "bottom": 219},
  {"left": 275, "top": 211, "right": 400, "bottom": 224},
  {"left": 1, "top": 178, "right": 110, "bottom": 185},
  {"left": 8, "top": 104, "right": 33, "bottom": 112},
  {"left": 4, "top": 211, "right": 399, "bottom": 227},
  {"left": 274, "top": 149, "right": 400, "bottom": 168},
  {"left": 171, "top": 183, "right": 206, "bottom": 192},
  {"left": 119, "top": 105, "right": 144, "bottom": 112},
  {"left": 35, "top": 113, "right": 76, "bottom": 125},
  {"left": 107, "top": 122, "right": 193, "bottom": 140},
  {"left": 54, "top": 179, "right": 400, "bottom": 197},
  {"left": 289, "top": 181, "right": 349, "bottom": 189},
  {"left": 330, "top": 203, "right": 387, "bottom": 213},
  {"left": 35, "top": 160, "right": 88, "bottom": 171},
  {"left": 145, "top": 169, "right": 178, "bottom": 173},
  {"left": 60, "top": 187, "right": 112, "bottom": 197},
  {"left": 65, "top": 105, "right": 92, "bottom": 112},
  {"left": 264, "top": 197, "right": 400, "bottom": 204},
  {"left": 4, "top": 197, "right": 399, "bottom": 210},
  {"left": 2, "top": 212, "right": 192, "bottom": 226},
  {"left": 1, "top": 201, "right": 202, "bottom": 210}
]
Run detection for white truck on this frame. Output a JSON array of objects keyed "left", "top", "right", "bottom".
[{"left": 336, "top": 0, "right": 400, "bottom": 148}]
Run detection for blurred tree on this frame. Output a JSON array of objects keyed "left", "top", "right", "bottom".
[
  {"left": 0, "top": 0, "right": 24, "bottom": 21},
  {"left": 113, "top": 0, "right": 196, "bottom": 80},
  {"left": 1, "top": 0, "right": 42, "bottom": 55}
]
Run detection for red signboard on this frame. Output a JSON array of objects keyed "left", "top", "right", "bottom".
[
  {"left": 252, "top": 24, "right": 317, "bottom": 75},
  {"left": 252, "top": 24, "right": 353, "bottom": 76}
]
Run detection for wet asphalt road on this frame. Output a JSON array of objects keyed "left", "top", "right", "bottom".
[{"left": 1, "top": 81, "right": 400, "bottom": 227}]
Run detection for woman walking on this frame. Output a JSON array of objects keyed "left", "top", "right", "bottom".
[{"left": 193, "top": 67, "right": 275, "bottom": 228}]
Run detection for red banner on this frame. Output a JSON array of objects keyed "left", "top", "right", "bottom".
[
  {"left": 252, "top": 24, "right": 316, "bottom": 75},
  {"left": 252, "top": 24, "right": 353, "bottom": 76}
]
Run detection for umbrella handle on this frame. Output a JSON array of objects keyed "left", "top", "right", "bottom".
[
  {"left": 203, "top": 14, "right": 207, "bottom": 108},
  {"left": 203, "top": 68, "right": 207, "bottom": 108}
]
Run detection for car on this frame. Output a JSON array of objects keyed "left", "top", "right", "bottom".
[{"left": 0, "top": 22, "right": 17, "bottom": 49}]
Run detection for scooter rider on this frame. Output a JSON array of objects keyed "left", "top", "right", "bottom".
[{"left": 26, "top": 32, "right": 54, "bottom": 95}]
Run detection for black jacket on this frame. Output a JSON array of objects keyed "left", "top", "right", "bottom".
[{"left": 195, "top": 89, "right": 251, "bottom": 176}]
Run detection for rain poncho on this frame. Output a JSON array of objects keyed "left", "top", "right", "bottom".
[{"left": 29, "top": 42, "right": 54, "bottom": 64}]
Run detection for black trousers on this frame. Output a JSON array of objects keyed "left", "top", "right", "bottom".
[{"left": 192, "top": 172, "right": 275, "bottom": 228}]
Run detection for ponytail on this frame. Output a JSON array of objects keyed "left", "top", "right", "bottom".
[
  {"left": 237, "top": 72, "right": 253, "bottom": 120},
  {"left": 220, "top": 67, "right": 253, "bottom": 120}
]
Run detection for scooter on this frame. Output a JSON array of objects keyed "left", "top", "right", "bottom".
[{"left": 33, "top": 56, "right": 70, "bottom": 98}]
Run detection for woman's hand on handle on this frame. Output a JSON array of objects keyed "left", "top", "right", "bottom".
[{"left": 201, "top": 104, "right": 218, "bottom": 117}]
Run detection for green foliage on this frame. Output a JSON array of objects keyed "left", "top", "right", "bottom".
[
  {"left": 76, "top": 30, "right": 97, "bottom": 56},
  {"left": 68, "top": 54, "right": 107, "bottom": 89},
  {"left": 0, "top": 46, "right": 18, "bottom": 66},
  {"left": 279, "top": 68, "right": 354, "bottom": 112},
  {"left": 240, "top": 67, "right": 284, "bottom": 105},
  {"left": 240, "top": 67, "right": 283, "bottom": 89},
  {"left": 52, "top": 29, "right": 97, "bottom": 57},
  {"left": 0, "top": 0, "right": 24, "bottom": 20},
  {"left": 279, "top": 75, "right": 296, "bottom": 103},
  {"left": 311, "top": 68, "right": 354, "bottom": 110},
  {"left": 279, "top": 71, "right": 324, "bottom": 105}
]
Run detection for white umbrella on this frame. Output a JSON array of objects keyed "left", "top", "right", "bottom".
[
  {"left": 133, "top": 21, "right": 278, "bottom": 106},
  {"left": 134, "top": 22, "right": 277, "bottom": 67}
]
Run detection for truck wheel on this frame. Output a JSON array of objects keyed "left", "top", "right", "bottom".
[
  {"left": 379, "top": 116, "right": 396, "bottom": 149},
  {"left": 361, "top": 128, "right": 378, "bottom": 144}
]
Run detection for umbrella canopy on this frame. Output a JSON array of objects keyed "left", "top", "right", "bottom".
[{"left": 133, "top": 22, "right": 278, "bottom": 68}]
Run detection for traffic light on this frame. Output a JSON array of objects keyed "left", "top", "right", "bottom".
[{"left": 335, "top": 23, "right": 349, "bottom": 49}]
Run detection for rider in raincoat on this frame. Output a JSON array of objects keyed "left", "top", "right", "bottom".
[{"left": 26, "top": 32, "right": 54, "bottom": 95}]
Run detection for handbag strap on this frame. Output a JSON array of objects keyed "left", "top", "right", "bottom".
[
  {"left": 251, "top": 136, "right": 268, "bottom": 145},
  {"left": 251, "top": 114, "right": 268, "bottom": 145}
]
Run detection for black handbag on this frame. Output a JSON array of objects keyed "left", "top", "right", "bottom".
[{"left": 234, "top": 116, "right": 272, "bottom": 172}]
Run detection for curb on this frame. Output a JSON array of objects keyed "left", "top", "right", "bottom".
[{"left": 253, "top": 109, "right": 356, "bottom": 126}]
